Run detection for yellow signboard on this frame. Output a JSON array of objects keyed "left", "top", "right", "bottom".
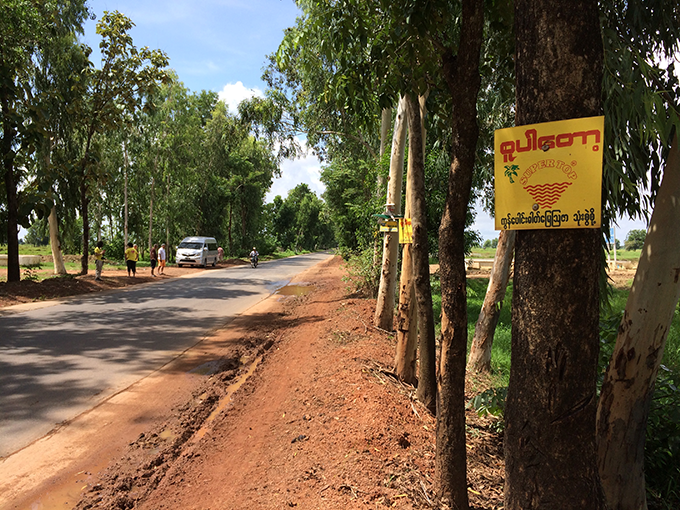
[
  {"left": 494, "top": 116, "right": 604, "bottom": 231},
  {"left": 380, "top": 220, "right": 399, "bottom": 233},
  {"left": 399, "top": 218, "right": 413, "bottom": 244}
]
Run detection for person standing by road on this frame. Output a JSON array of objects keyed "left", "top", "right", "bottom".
[
  {"left": 158, "top": 243, "right": 167, "bottom": 275},
  {"left": 125, "top": 242, "right": 138, "bottom": 277},
  {"left": 150, "top": 243, "right": 158, "bottom": 277},
  {"left": 94, "top": 241, "right": 105, "bottom": 281}
]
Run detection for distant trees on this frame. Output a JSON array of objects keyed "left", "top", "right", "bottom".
[
  {"left": 265, "top": 184, "right": 334, "bottom": 253},
  {"left": 483, "top": 238, "right": 498, "bottom": 249},
  {"left": 3, "top": 8, "right": 330, "bottom": 275},
  {"left": 624, "top": 229, "right": 647, "bottom": 250}
]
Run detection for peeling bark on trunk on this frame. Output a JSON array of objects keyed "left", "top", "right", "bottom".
[
  {"left": 597, "top": 134, "right": 680, "bottom": 510},
  {"left": 395, "top": 97, "right": 428, "bottom": 385},
  {"left": 504, "top": 1, "right": 606, "bottom": 509},
  {"left": 467, "top": 229, "right": 515, "bottom": 373},
  {"left": 435, "top": 1, "right": 483, "bottom": 507},
  {"left": 48, "top": 205, "right": 67, "bottom": 275},
  {"left": 374, "top": 97, "right": 407, "bottom": 331},
  {"left": 404, "top": 94, "right": 437, "bottom": 413},
  {"left": 395, "top": 152, "right": 418, "bottom": 384}
]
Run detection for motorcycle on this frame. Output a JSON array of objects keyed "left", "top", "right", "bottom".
[{"left": 250, "top": 254, "right": 258, "bottom": 268}]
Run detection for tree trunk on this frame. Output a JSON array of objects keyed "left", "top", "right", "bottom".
[
  {"left": 504, "top": 1, "right": 606, "bottom": 509},
  {"left": 96, "top": 200, "right": 102, "bottom": 243},
  {"left": 148, "top": 173, "right": 155, "bottom": 254},
  {"left": 395, "top": 244, "right": 418, "bottom": 383},
  {"left": 48, "top": 205, "right": 67, "bottom": 275},
  {"left": 123, "top": 141, "right": 129, "bottom": 248},
  {"left": 374, "top": 107, "right": 393, "bottom": 267},
  {"left": 80, "top": 168, "right": 90, "bottom": 275},
  {"left": 467, "top": 229, "right": 516, "bottom": 373},
  {"left": 165, "top": 173, "right": 170, "bottom": 261},
  {"left": 395, "top": 140, "right": 418, "bottom": 385},
  {"left": 228, "top": 202, "right": 233, "bottom": 255},
  {"left": 1, "top": 90, "right": 20, "bottom": 283},
  {"left": 374, "top": 96, "right": 407, "bottom": 331},
  {"left": 597, "top": 133, "right": 680, "bottom": 510},
  {"left": 435, "top": 0, "right": 483, "bottom": 507},
  {"left": 379, "top": 107, "right": 392, "bottom": 159},
  {"left": 405, "top": 93, "right": 437, "bottom": 414}
]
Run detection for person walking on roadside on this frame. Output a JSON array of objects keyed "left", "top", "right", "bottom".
[
  {"left": 94, "top": 241, "right": 105, "bottom": 281},
  {"left": 150, "top": 243, "right": 158, "bottom": 277},
  {"left": 158, "top": 243, "right": 167, "bottom": 275},
  {"left": 125, "top": 242, "right": 138, "bottom": 277}
]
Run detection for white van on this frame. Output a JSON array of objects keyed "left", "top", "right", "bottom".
[{"left": 176, "top": 237, "right": 219, "bottom": 268}]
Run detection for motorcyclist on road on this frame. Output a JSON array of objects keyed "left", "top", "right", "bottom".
[{"left": 249, "top": 247, "right": 259, "bottom": 267}]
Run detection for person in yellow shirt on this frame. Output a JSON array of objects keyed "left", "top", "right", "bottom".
[
  {"left": 125, "top": 242, "right": 138, "bottom": 277},
  {"left": 94, "top": 241, "right": 105, "bottom": 281}
]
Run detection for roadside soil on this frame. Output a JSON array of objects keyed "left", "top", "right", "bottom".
[{"left": 0, "top": 257, "right": 636, "bottom": 510}]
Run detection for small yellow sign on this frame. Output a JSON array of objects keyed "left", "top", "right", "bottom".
[
  {"left": 399, "top": 218, "right": 413, "bottom": 244},
  {"left": 494, "top": 116, "right": 604, "bottom": 230},
  {"left": 379, "top": 220, "right": 399, "bottom": 233}
]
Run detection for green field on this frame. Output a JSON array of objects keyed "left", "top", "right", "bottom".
[{"left": 469, "top": 246, "right": 642, "bottom": 262}]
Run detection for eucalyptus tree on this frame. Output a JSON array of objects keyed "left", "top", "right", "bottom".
[
  {"left": 72, "top": 10, "right": 168, "bottom": 274},
  {"left": 320, "top": 156, "right": 382, "bottom": 251},
  {"left": 30, "top": 3, "right": 90, "bottom": 275},
  {"left": 1, "top": 0, "right": 88, "bottom": 281},
  {"left": 158, "top": 84, "right": 214, "bottom": 252},
  {"left": 595, "top": 2, "right": 680, "bottom": 508}
]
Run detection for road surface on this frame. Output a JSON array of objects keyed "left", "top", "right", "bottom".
[{"left": 0, "top": 252, "right": 332, "bottom": 458}]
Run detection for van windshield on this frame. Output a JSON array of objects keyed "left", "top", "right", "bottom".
[{"left": 178, "top": 242, "right": 203, "bottom": 249}]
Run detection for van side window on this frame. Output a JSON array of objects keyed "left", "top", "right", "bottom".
[{"left": 208, "top": 242, "right": 217, "bottom": 251}]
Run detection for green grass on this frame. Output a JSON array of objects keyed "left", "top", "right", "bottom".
[
  {"left": 0, "top": 244, "right": 54, "bottom": 256},
  {"left": 609, "top": 249, "right": 641, "bottom": 261},
  {"left": 468, "top": 247, "right": 498, "bottom": 258},
  {"left": 467, "top": 246, "right": 642, "bottom": 262},
  {"left": 464, "top": 277, "right": 512, "bottom": 383},
  {"left": 432, "top": 272, "right": 679, "bottom": 384}
]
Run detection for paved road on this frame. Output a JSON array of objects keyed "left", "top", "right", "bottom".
[{"left": 0, "top": 252, "right": 333, "bottom": 458}]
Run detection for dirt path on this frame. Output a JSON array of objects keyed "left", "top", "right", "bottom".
[{"left": 1, "top": 256, "right": 504, "bottom": 510}]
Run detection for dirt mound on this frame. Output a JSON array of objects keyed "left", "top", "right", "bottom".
[{"left": 72, "top": 256, "right": 504, "bottom": 510}]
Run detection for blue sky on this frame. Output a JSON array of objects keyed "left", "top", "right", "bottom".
[{"left": 80, "top": 0, "right": 649, "bottom": 243}]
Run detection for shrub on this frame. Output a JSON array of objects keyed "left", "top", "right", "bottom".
[{"left": 341, "top": 247, "right": 380, "bottom": 298}]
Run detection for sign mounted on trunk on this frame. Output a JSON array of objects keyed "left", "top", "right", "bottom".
[{"left": 494, "top": 116, "right": 604, "bottom": 231}]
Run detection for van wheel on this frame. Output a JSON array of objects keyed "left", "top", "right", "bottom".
[
  {"left": 212, "top": 259, "right": 216, "bottom": 267},
  {"left": 178, "top": 264, "right": 183, "bottom": 268}
]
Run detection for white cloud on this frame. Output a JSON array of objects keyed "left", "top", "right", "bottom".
[
  {"left": 217, "top": 81, "right": 264, "bottom": 114},
  {"left": 266, "top": 141, "right": 325, "bottom": 203}
]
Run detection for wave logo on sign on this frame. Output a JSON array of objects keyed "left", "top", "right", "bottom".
[{"left": 524, "top": 182, "right": 573, "bottom": 209}]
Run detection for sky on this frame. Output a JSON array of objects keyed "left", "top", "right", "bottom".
[{"left": 80, "top": 0, "right": 649, "bottom": 243}]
